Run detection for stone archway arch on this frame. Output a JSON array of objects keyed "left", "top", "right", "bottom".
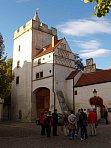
[{"left": 34, "top": 87, "right": 50, "bottom": 117}]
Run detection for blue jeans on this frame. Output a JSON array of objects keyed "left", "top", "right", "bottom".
[{"left": 69, "top": 129, "right": 75, "bottom": 139}]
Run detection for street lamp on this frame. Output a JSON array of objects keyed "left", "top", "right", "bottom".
[
  {"left": 93, "top": 89, "right": 97, "bottom": 97},
  {"left": 93, "top": 89, "right": 97, "bottom": 113}
]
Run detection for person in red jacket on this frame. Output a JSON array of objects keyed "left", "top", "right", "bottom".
[
  {"left": 88, "top": 108, "right": 97, "bottom": 136},
  {"left": 39, "top": 112, "right": 46, "bottom": 135}
]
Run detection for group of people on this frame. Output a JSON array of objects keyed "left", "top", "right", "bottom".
[
  {"left": 38, "top": 108, "right": 99, "bottom": 140},
  {"left": 62, "top": 108, "right": 97, "bottom": 140},
  {"left": 39, "top": 109, "right": 59, "bottom": 137}
]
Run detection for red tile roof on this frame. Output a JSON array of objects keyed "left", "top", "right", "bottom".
[
  {"left": 33, "top": 39, "right": 63, "bottom": 59},
  {"left": 75, "top": 69, "right": 111, "bottom": 87},
  {"left": 66, "top": 70, "right": 81, "bottom": 80}
]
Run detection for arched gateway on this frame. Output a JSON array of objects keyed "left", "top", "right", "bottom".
[{"left": 35, "top": 87, "right": 50, "bottom": 117}]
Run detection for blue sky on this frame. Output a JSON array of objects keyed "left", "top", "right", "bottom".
[{"left": 0, "top": 0, "right": 111, "bottom": 69}]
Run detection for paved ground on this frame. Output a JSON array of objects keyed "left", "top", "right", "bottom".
[{"left": 0, "top": 121, "right": 111, "bottom": 148}]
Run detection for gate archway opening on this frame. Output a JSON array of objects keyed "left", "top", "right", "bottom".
[{"left": 35, "top": 87, "right": 50, "bottom": 117}]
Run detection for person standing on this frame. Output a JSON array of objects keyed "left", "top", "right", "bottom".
[
  {"left": 45, "top": 111, "right": 53, "bottom": 137},
  {"left": 62, "top": 111, "right": 69, "bottom": 136},
  {"left": 68, "top": 110, "right": 77, "bottom": 140},
  {"left": 79, "top": 108, "right": 88, "bottom": 140},
  {"left": 104, "top": 108, "right": 108, "bottom": 124},
  {"left": 88, "top": 108, "right": 97, "bottom": 136},
  {"left": 39, "top": 112, "right": 46, "bottom": 135},
  {"left": 52, "top": 109, "right": 58, "bottom": 136},
  {"left": 75, "top": 109, "right": 80, "bottom": 135}
]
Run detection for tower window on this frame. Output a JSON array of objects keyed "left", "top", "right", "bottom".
[
  {"left": 16, "top": 76, "right": 19, "bottom": 84},
  {"left": 36, "top": 73, "right": 39, "bottom": 79},
  {"left": 17, "top": 61, "right": 20, "bottom": 68},
  {"left": 18, "top": 45, "right": 20, "bottom": 51},
  {"left": 40, "top": 71, "right": 43, "bottom": 77}
]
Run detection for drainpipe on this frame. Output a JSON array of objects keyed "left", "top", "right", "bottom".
[
  {"left": 73, "top": 78, "right": 75, "bottom": 113},
  {"left": 53, "top": 52, "right": 55, "bottom": 111}
]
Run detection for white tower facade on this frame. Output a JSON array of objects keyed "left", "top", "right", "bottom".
[{"left": 11, "top": 11, "right": 58, "bottom": 122}]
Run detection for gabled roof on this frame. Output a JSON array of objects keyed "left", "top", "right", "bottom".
[
  {"left": 75, "top": 69, "right": 111, "bottom": 87},
  {"left": 33, "top": 39, "right": 63, "bottom": 59},
  {"left": 66, "top": 70, "right": 81, "bottom": 80}
]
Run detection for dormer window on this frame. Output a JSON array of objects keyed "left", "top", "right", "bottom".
[{"left": 38, "top": 58, "right": 41, "bottom": 65}]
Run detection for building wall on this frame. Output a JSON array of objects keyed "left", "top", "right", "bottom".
[
  {"left": 54, "top": 39, "right": 75, "bottom": 111},
  {"left": 65, "top": 79, "right": 73, "bottom": 110},
  {"left": 12, "top": 17, "right": 57, "bottom": 122},
  {"left": 75, "top": 82, "right": 111, "bottom": 121},
  {"left": 12, "top": 21, "right": 32, "bottom": 122},
  {"left": 32, "top": 20, "right": 57, "bottom": 57}
]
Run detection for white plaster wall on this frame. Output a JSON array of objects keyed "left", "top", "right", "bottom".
[
  {"left": 33, "top": 53, "right": 53, "bottom": 65},
  {"left": 75, "top": 82, "right": 111, "bottom": 122},
  {"left": 12, "top": 28, "right": 32, "bottom": 122},
  {"left": 65, "top": 79, "right": 73, "bottom": 110}
]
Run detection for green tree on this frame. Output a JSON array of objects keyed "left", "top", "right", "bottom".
[
  {"left": 0, "top": 33, "right": 13, "bottom": 99},
  {"left": 74, "top": 53, "right": 84, "bottom": 70},
  {"left": 84, "top": 0, "right": 111, "bottom": 17}
]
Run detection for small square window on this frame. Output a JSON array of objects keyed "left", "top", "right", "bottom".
[
  {"left": 49, "top": 55, "right": 51, "bottom": 58},
  {"left": 75, "top": 90, "right": 77, "bottom": 95},
  {"left": 43, "top": 58, "right": 45, "bottom": 60},
  {"left": 16, "top": 76, "right": 19, "bottom": 84},
  {"left": 36, "top": 73, "right": 39, "bottom": 79},
  {"left": 40, "top": 72, "right": 43, "bottom": 77}
]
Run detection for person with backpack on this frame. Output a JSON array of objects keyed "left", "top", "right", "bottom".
[
  {"left": 68, "top": 110, "right": 77, "bottom": 140},
  {"left": 79, "top": 108, "right": 88, "bottom": 140},
  {"left": 62, "top": 111, "right": 69, "bottom": 136}
]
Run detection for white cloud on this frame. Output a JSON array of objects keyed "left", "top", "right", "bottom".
[
  {"left": 74, "top": 40, "right": 101, "bottom": 49},
  {"left": 16, "top": 0, "right": 31, "bottom": 3},
  {"left": 57, "top": 18, "right": 111, "bottom": 36},
  {"left": 80, "top": 49, "right": 111, "bottom": 58}
]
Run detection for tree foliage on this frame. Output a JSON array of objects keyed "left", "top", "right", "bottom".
[
  {"left": 0, "top": 33, "right": 13, "bottom": 99},
  {"left": 74, "top": 53, "right": 84, "bottom": 70},
  {"left": 84, "top": 0, "right": 111, "bottom": 17},
  {"left": 89, "top": 96, "right": 103, "bottom": 107}
]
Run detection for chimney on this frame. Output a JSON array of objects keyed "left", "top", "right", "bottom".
[{"left": 52, "top": 36, "right": 58, "bottom": 47}]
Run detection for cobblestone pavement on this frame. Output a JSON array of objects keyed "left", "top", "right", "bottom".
[{"left": 0, "top": 122, "right": 111, "bottom": 148}]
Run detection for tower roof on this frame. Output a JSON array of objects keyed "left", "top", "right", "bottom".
[{"left": 33, "top": 9, "right": 40, "bottom": 22}]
